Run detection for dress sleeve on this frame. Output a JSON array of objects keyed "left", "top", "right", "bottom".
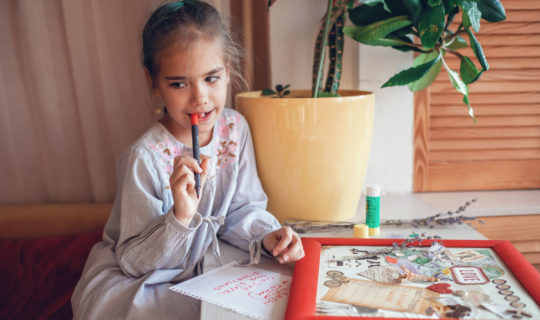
[
  {"left": 113, "top": 148, "right": 203, "bottom": 278},
  {"left": 218, "top": 119, "right": 281, "bottom": 251}
]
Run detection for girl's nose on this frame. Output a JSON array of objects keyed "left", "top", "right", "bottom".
[{"left": 189, "top": 83, "right": 208, "bottom": 107}]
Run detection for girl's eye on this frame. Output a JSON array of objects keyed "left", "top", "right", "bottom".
[
  {"left": 169, "top": 82, "right": 186, "bottom": 89},
  {"left": 206, "top": 76, "right": 220, "bottom": 83}
]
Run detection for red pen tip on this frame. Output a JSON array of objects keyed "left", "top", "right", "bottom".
[{"left": 190, "top": 114, "right": 198, "bottom": 125}]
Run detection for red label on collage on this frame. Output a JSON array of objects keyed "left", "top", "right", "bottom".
[{"left": 450, "top": 266, "right": 489, "bottom": 285}]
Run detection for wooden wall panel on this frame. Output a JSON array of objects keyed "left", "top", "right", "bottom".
[
  {"left": 473, "top": 34, "right": 540, "bottom": 46},
  {"left": 433, "top": 81, "right": 540, "bottom": 93},
  {"left": 413, "top": 90, "right": 430, "bottom": 191},
  {"left": 427, "top": 160, "right": 540, "bottom": 191},
  {"left": 431, "top": 92, "right": 540, "bottom": 105},
  {"left": 414, "top": 2, "right": 540, "bottom": 192},
  {"left": 443, "top": 57, "right": 540, "bottom": 70},
  {"left": 431, "top": 105, "right": 540, "bottom": 116},
  {"left": 496, "top": 1, "right": 540, "bottom": 10},
  {"left": 475, "top": 214, "right": 540, "bottom": 272},
  {"left": 429, "top": 127, "right": 540, "bottom": 139},
  {"left": 430, "top": 138, "right": 540, "bottom": 150}
]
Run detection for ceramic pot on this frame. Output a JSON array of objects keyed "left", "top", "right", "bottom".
[{"left": 236, "top": 90, "right": 374, "bottom": 222}]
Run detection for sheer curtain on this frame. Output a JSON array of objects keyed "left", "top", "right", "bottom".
[
  {"left": 0, "top": 0, "right": 166, "bottom": 204},
  {"left": 0, "top": 0, "right": 265, "bottom": 204}
]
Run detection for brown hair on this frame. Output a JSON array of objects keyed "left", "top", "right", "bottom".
[{"left": 142, "top": 1, "right": 246, "bottom": 91}]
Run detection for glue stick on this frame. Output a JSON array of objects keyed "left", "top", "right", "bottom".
[{"left": 366, "top": 185, "right": 380, "bottom": 236}]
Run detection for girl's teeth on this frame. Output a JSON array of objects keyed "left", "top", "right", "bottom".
[{"left": 190, "top": 111, "right": 210, "bottom": 118}]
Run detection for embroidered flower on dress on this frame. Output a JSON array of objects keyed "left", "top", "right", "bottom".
[
  {"left": 216, "top": 114, "right": 241, "bottom": 168},
  {"left": 149, "top": 139, "right": 187, "bottom": 176}
]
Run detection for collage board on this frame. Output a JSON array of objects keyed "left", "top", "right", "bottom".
[{"left": 315, "top": 243, "right": 539, "bottom": 319}]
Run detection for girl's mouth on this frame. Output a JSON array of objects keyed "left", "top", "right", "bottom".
[{"left": 189, "top": 109, "right": 213, "bottom": 122}]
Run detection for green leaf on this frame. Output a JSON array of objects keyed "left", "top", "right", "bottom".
[
  {"left": 382, "top": 55, "right": 441, "bottom": 87},
  {"left": 408, "top": 51, "right": 444, "bottom": 91},
  {"left": 343, "top": 16, "right": 412, "bottom": 46},
  {"left": 461, "top": 1, "right": 481, "bottom": 32},
  {"left": 443, "top": 0, "right": 458, "bottom": 14},
  {"left": 445, "top": 35, "right": 468, "bottom": 50},
  {"left": 282, "top": 90, "right": 291, "bottom": 96},
  {"left": 445, "top": 6, "right": 459, "bottom": 29},
  {"left": 316, "top": 92, "right": 341, "bottom": 98},
  {"left": 460, "top": 56, "right": 483, "bottom": 84},
  {"left": 262, "top": 89, "right": 275, "bottom": 96},
  {"left": 446, "top": 64, "right": 468, "bottom": 96},
  {"left": 466, "top": 28, "right": 489, "bottom": 71},
  {"left": 391, "top": 26, "right": 415, "bottom": 38},
  {"left": 419, "top": 4, "right": 446, "bottom": 48},
  {"left": 385, "top": 0, "right": 409, "bottom": 15},
  {"left": 476, "top": 0, "right": 506, "bottom": 22},
  {"left": 403, "top": 0, "right": 422, "bottom": 25},
  {"left": 390, "top": 34, "right": 422, "bottom": 52},
  {"left": 428, "top": 0, "right": 442, "bottom": 7},
  {"left": 443, "top": 58, "right": 476, "bottom": 122},
  {"left": 363, "top": 0, "right": 391, "bottom": 12},
  {"left": 348, "top": 3, "right": 392, "bottom": 26},
  {"left": 389, "top": 26, "right": 420, "bottom": 51},
  {"left": 357, "top": 36, "right": 412, "bottom": 47},
  {"left": 362, "top": 0, "right": 385, "bottom": 5},
  {"left": 275, "top": 84, "right": 283, "bottom": 92}
]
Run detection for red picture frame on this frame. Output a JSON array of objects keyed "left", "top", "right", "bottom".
[{"left": 285, "top": 238, "right": 540, "bottom": 320}]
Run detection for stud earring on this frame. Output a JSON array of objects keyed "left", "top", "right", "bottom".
[{"left": 153, "top": 105, "right": 165, "bottom": 120}]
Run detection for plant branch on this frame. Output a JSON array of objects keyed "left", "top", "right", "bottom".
[
  {"left": 313, "top": 0, "right": 334, "bottom": 98},
  {"left": 402, "top": 42, "right": 434, "bottom": 53},
  {"left": 393, "top": 37, "right": 434, "bottom": 53},
  {"left": 444, "top": 24, "right": 464, "bottom": 42},
  {"left": 445, "top": 48, "right": 464, "bottom": 60}
]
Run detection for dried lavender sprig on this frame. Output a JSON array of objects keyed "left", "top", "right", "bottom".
[{"left": 382, "top": 198, "right": 481, "bottom": 229}]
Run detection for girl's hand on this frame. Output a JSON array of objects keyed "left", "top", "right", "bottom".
[
  {"left": 262, "top": 226, "right": 305, "bottom": 264},
  {"left": 170, "top": 156, "right": 208, "bottom": 226}
]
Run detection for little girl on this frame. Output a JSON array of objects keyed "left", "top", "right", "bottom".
[{"left": 71, "top": 1, "right": 304, "bottom": 319}]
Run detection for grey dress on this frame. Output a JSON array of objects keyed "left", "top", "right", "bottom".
[{"left": 71, "top": 108, "right": 281, "bottom": 319}]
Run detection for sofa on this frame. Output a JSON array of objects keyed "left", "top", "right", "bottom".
[{"left": 0, "top": 204, "right": 111, "bottom": 319}]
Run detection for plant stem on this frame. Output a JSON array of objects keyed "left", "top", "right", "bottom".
[
  {"left": 399, "top": 40, "right": 434, "bottom": 53},
  {"left": 313, "top": 0, "right": 334, "bottom": 98},
  {"left": 444, "top": 24, "right": 464, "bottom": 42},
  {"left": 445, "top": 48, "right": 464, "bottom": 59}
]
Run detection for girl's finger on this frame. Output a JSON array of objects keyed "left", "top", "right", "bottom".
[
  {"left": 200, "top": 158, "right": 209, "bottom": 188},
  {"left": 272, "top": 227, "right": 293, "bottom": 257},
  {"left": 278, "top": 234, "right": 303, "bottom": 263},
  {"left": 180, "top": 174, "right": 197, "bottom": 199},
  {"left": 174, "top": 156, "right": 203, "bottom": 173},
  {"left": 289, "top": 237, "right": 305, "bottom": 261},
  {"left": 170, "top": 164, "right": 194, "bottom": 186},
  {"left": 170, "top": 167, "right": 196, "bottom": 193}
]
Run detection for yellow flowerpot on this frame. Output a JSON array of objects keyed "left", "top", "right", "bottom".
[{"left": 236, "top": 90, "right": 374, "bottom": 222}]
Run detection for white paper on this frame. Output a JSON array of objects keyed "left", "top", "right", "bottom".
[{"left": 169, "top": 262, "right": 291, "bottom": 320}]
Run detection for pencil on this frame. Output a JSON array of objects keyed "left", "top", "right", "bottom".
[{"left": 190, "top": 114, "right": 201, "bottom": 199}]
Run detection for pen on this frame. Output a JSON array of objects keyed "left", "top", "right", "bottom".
[{"left": 190, "top": 114, "right": 201, "bottom": 199}]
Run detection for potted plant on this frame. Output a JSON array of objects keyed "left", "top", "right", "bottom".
[{"left": 236, "top": 0, "right": 505, "bottom": 222}]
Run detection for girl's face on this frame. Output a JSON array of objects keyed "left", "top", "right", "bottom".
[{"left": 150, "top": 38, "right": 229, "bottom": 146}]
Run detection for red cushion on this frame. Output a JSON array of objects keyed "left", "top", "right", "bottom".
[{"left": 0, "top": 231, "right": 102, "bottom": 320}]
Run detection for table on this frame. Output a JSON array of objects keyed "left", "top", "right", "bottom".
[{"left": 201, "top": 224, "right": 487, "bottom": 320}]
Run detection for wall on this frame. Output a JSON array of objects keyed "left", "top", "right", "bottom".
[{"left": 269, "top": 1, "right": 414, "bottom": 194}]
